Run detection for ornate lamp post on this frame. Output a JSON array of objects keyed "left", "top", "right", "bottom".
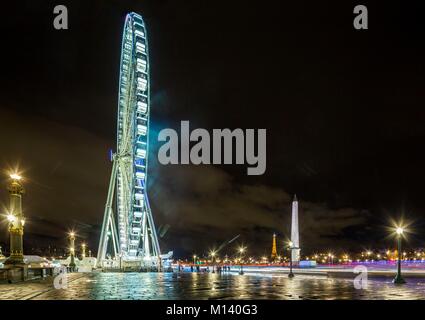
[
  {"left": 69, "top": 232, "right": 76, "bottom": 271},
  {"left": 210, "top": 250, "right": 216, "bottom": 273},
  {"left": 328, "top": 253, "right": 334, "bottom": 265},
  {"left": 288, "top": 241, "right": 294, "bottom": 278},
  {"left": 4, "top": 174, "right": 25, "bottom": 265},
  {"left": 393, "top": 227, "right": 406, "bottom": 284}
]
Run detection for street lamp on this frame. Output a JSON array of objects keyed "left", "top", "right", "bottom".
[
  {"left": 288, "top": 241, "right": 294, "bottom": 278},
  {"left": 209, "top": 250, "right": 217, "bottom": 273},
  {"left": 328, "top": 253, "right": 334, "bottom": 265},
  {"left": 4, "top": 173, "right": 26, "bottom": 265},
  {"left": 193, "top": 254, "right": 197, "bottom": 265},
  {"left": 10, "top": 173, "right": 22, "bottom": 181},
  {"left": 81, "top": 243, "right": 86, "bottom": 259},
  {"left": 238, "top": 246, "right": 246, "bottom": 275},
  {"left": 7, "top": 214, "right": 16, "bottom": 223},
  {"left": 393, "top": 226, "right": 406, "bottom": 284},
  {"left": 68, "top": 231, "right": 76, "bottom": 271}
]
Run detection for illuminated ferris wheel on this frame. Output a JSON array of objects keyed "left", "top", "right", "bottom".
[{"left": 97, "top": 12, "right": 161, "bottom": 269}]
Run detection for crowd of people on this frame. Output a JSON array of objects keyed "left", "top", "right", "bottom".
[{"left": 176, "top": 264, "right": 234, "bottom": 273}]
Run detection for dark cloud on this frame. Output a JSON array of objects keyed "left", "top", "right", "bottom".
[
  {"left": 0, "top": 107, "right": 111, "bottom": 250},
  {"left": 152, "top": 165, "right": 369, "bottom": 256}
]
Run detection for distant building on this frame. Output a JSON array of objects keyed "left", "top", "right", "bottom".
[{"left": 271, "top": 233, "right": 277, "bottom": 260}]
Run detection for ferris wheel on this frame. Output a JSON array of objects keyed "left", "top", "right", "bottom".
[{"left": 97, "top": 12, "right": 161, "bottom": 268}]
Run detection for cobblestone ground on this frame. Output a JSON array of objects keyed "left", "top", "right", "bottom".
[
  {"left": 0, "top": 273, "right": 85, "bottom": 300},
  {"left": 1, "top": 272, "right": 425, "bottom": 300}
]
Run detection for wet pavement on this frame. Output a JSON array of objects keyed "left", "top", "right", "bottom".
[{"left": 1, "top": 272, "right": 423, "bottom": 300}]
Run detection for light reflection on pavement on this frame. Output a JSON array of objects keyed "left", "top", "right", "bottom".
[{"left": 2, "top": 272, "right": 422, "bottom": 300}]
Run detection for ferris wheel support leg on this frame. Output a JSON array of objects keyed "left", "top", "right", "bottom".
[
  {"left": 97, "top": 156, "right": 118, "bottom": 267},
  {"left": 142, "top": 213, "right": 149, "bottom": 256},
  {"left": 145, "top": 196, "right": 162, "bottom": 270},
  {"left": 109, "top": 213, "right": 120, "bottom": 258}
]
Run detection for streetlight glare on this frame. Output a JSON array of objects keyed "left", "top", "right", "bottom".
[
  {"left": 396, "top": 227, "right": 404, "bottom": 235},
  {"left": 7, "top": 214, "right": 16, "bottom": 222},
  {"left": 10, "top": 173, "right": 22, "bottom": 181}
]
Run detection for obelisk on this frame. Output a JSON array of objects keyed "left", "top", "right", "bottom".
[{"left": 290, "top": 195, "right": 300, "bottom": 263}]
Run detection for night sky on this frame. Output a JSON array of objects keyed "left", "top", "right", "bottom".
[{"left": 0, "top": 0, "right": 424, "bottom": 258}]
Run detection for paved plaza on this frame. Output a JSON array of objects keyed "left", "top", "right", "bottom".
[{"left": 1, "top": 272, "right": 425, "bottom": 300}]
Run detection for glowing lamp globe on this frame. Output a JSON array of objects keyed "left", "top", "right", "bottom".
[{"left": 10, "top": 173, "right": 22, "bottom": 181}]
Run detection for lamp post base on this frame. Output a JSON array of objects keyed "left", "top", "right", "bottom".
[
  {"left": 288, "top": 272, "right": 295, "bottom": 278},
  {"left": 393, "top": 274, "right": 406, "bottom": 284}
]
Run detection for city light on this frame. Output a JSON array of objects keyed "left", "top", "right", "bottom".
[
  {"left": 9, "top": 173, "right": 22, "bottom": 181},
  {"left": 7, "top": 214, "right": 16, "bottom": 223},
  {"left": 396, "top": 227, "right": 404, "bottom": 235}
]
